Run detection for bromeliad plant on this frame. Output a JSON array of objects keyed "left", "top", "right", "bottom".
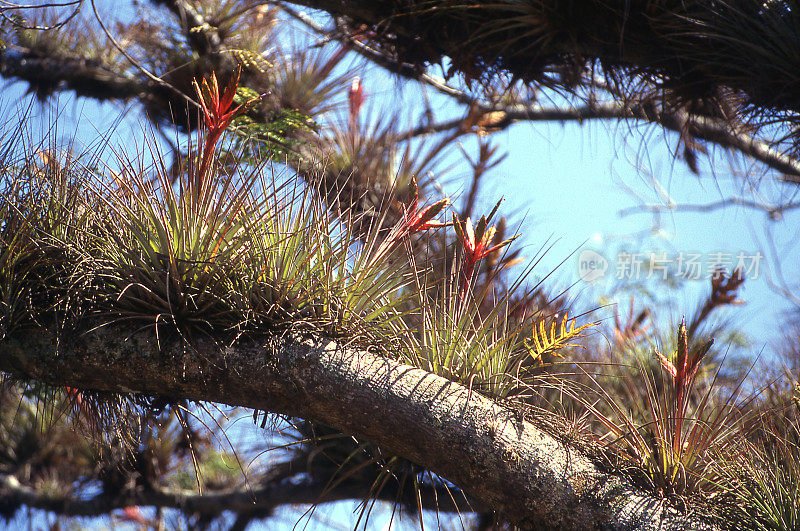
[
  {"left": 398, "top": 287, "right": 593, "bottom": 399},
  {"left": 0, "top": 65, "right": 611, "bottom": 527},
  {"left": 0, "top": 65, "right": 599, "bottom": 402},
  {"left": 585, "top": 320, "right": 747, "bottom": 497},
  {"left": 93, "top": 149, "right": 261, "bottom": 336},
  {"left": 88, "top": 70, "right": 266, "bottom": 336},
  {"left": 394, "top": 204, "right": 592, "bottom": 399},
  {"left": 231, "top": 175, "right": 420, "bottom": 341},
  {"left": 0, "top": 139, "right": 98, "bottom": 334},
  {"left": 89, "top": 70, "right": 454, "bottom": 343},
  {"left": 719, "top": 381, "right": 800, "bottom": 529}
]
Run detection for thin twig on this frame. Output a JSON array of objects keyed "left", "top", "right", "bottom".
[
  {"left": 618, "top": 197, "right": 800, "bottom": 219},
  {"left": 89, "top": 0, "right": 198, "bottom": 110}
]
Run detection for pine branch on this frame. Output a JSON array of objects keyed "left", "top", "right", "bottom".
[
  {"left": 0, "top": 467, "right": 471, "bottom": 518},
  {"left": 398, "top": 99, "right": 800, "bottom": 181},
  {"left": 0, "top": 48, "right": 144, "bottom": 101},
  {"left": 283, "top": 0, "right": 800, "bottom": 181},
  {"left": 152, "top": 0, "right": 222, "bottom": 55}
]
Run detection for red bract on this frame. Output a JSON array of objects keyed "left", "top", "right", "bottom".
[
  {"left": 349, "top": 77, "right": 365, "bottom": 124},
  {"left": 402, "top": 177, "right": 449, "bottom": 236},
  {"left": 192, "top": 68, "right": 258, "bottom": 195},
  {"left": 453, "top": 208, "right": 517, "bottom": 301},
  {"left": 368, "top": 178, "right": 449, "bottom": 267},
  {"left": 194, "top": 69, "right": 247, "bottom": 139}
]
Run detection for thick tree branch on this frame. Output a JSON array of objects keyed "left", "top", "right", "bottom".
[
  {"left": 0, "top": 327, "right": 714, "bottom": 530},
  {"left": 0, "top": 49, "right": 144, "bottom": 101}
]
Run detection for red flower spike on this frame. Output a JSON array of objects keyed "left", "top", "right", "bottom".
[
  {"left": 408, "top": 176, "right": 418, "bottom": 204},
  {"left": 658, "top": 319, "right": 713, "bottom": 402},
  {"left": 404, "top": 195, "right": 450, "bottom": 235},
  {"left": 368, "top": 178, "right": 450, "bottom": 267},
  {"left": 676, "top": 319, "right": 688, "bottom": 378},
  {"left": 349, "top": 77, "right": 365, "bottom": 124},
  {"left": 658, "top": 319, "right": 714, "bottom": 455},
  {"left": 453, "top": 211, "right": 518, "bottom": 301},
  {"left": 407, "top": 200, "right": 450, "bottom": 233},
  {"left": 192, "top": 67, "right": 260, "bottom": 194},
  {"left": 194, "top": 68, "right": 248, "bottom": 136},
  {"left": 399, "top": 177, "right": 450, "bottom": 236},
  {"left": 455, "top": 215, "right": 517, "bottom": 268}
]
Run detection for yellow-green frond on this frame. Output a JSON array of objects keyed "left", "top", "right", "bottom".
[{"left": 526, "top": 314, "right": 595, "bottom": 363}]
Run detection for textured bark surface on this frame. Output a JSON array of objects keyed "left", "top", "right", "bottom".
[{"left": 0, "top": 328, "right": 715, "bottom": 529}]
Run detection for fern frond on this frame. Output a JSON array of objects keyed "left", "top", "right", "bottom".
[{"left": 526, "top": 314, "right": 594, "bottom": 362}]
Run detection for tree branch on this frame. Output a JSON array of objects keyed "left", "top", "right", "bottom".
[
  {"left": 618, "top": 197, "right": 800, "bottom": 220},
  {"left": 281, "top": 0, "right": 800, "bottom": 182},
  {"left": 279, "top": 4, "right": 471, "bottom": 104},
  {"left": 0, "top": 327, "right": 715, "bottom": 530},
  {"left": 0, "top": 49, "right": 144, "bottom": 101},
  {"left": 152, "top": 0, "right": 222, "bottom": 56},
  {"left": 397, "top": 99, "right": 800, "bottom": 180},
  {"left": 5, "top": 1, "right": 799, "bottom": 182},
  {"left": 0, "top": 467, "right": 471, "bottom": 518},
  {"left": 283, "top": 1, "right": 800, "bottom": 120}
]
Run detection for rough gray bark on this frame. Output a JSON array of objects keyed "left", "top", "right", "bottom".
[{"left": 0, "top": 327, "right": 715, "bottom": 529}]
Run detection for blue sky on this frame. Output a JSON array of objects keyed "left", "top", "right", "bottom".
[
  {"left": 527, "top": 123, "right": 797, "bottom": 348},
  {"left": 493, "top": 117, "right": 800, "bottom": 350}
]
